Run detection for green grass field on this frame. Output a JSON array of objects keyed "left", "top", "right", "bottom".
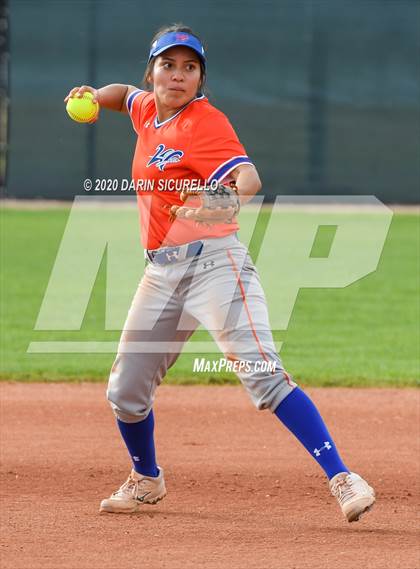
[{"left": 1, "top": 207, "right": 419, "bottom": 386}]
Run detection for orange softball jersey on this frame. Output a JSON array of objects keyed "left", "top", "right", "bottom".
[{"left": 127, "top": 90, "right": 254, "bottom": 250}]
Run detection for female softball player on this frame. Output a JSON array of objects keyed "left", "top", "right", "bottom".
[{"left": 65, "top": 24, "right": 375, "bottom": 522}]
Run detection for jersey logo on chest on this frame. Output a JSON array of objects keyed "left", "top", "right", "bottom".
[{"left": 146, "top": 143, "right": 184, "bottom": 172}]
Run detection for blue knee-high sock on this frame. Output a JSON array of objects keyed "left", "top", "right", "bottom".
[
  {"left": 117, "top": 410, "right": 159, "bottom": 477},
  {"left": 274, "top": 387, "right": 349, "bottom": 480}
]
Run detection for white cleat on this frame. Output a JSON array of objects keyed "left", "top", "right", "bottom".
[
  {"left": 99, "top": 468, "right": 166, "bottom": 514},
  {"left": 329, "top": 471, "right": 375, "bottom": 523}
]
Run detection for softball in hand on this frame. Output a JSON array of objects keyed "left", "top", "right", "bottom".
[{"left": 66, "top": 92, "right": 99, "bottom": 123}]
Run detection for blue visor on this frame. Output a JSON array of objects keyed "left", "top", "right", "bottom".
[{"left": 148, "top": 31, "right": 206, "bottom": 67}]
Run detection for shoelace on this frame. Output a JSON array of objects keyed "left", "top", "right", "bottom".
[
  {"left": 114, "top": 476, "right": 148, "bottom": 499},
  {"left": 331, "top": 476, "right": 355, "bottom": 502}
]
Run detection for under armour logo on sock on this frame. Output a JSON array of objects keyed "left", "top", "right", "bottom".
[
  {"left": 313, "top": 441, "right": 332, "bottom": 457},
  {"left": 203, "top": 261, "right": 215, "bottom": 269}
]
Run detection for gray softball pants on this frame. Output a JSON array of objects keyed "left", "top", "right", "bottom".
[{"left": 107, "top": 234, "right": 296, "bottom": 423}]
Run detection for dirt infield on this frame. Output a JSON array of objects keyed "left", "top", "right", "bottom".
[{"left": 1, "top": 384, "right": 419, "bottom": 569}]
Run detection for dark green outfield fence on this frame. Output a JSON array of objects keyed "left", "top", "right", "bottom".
[{"left": 3, "top": 0, "right": 420, "bottom": 202}]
